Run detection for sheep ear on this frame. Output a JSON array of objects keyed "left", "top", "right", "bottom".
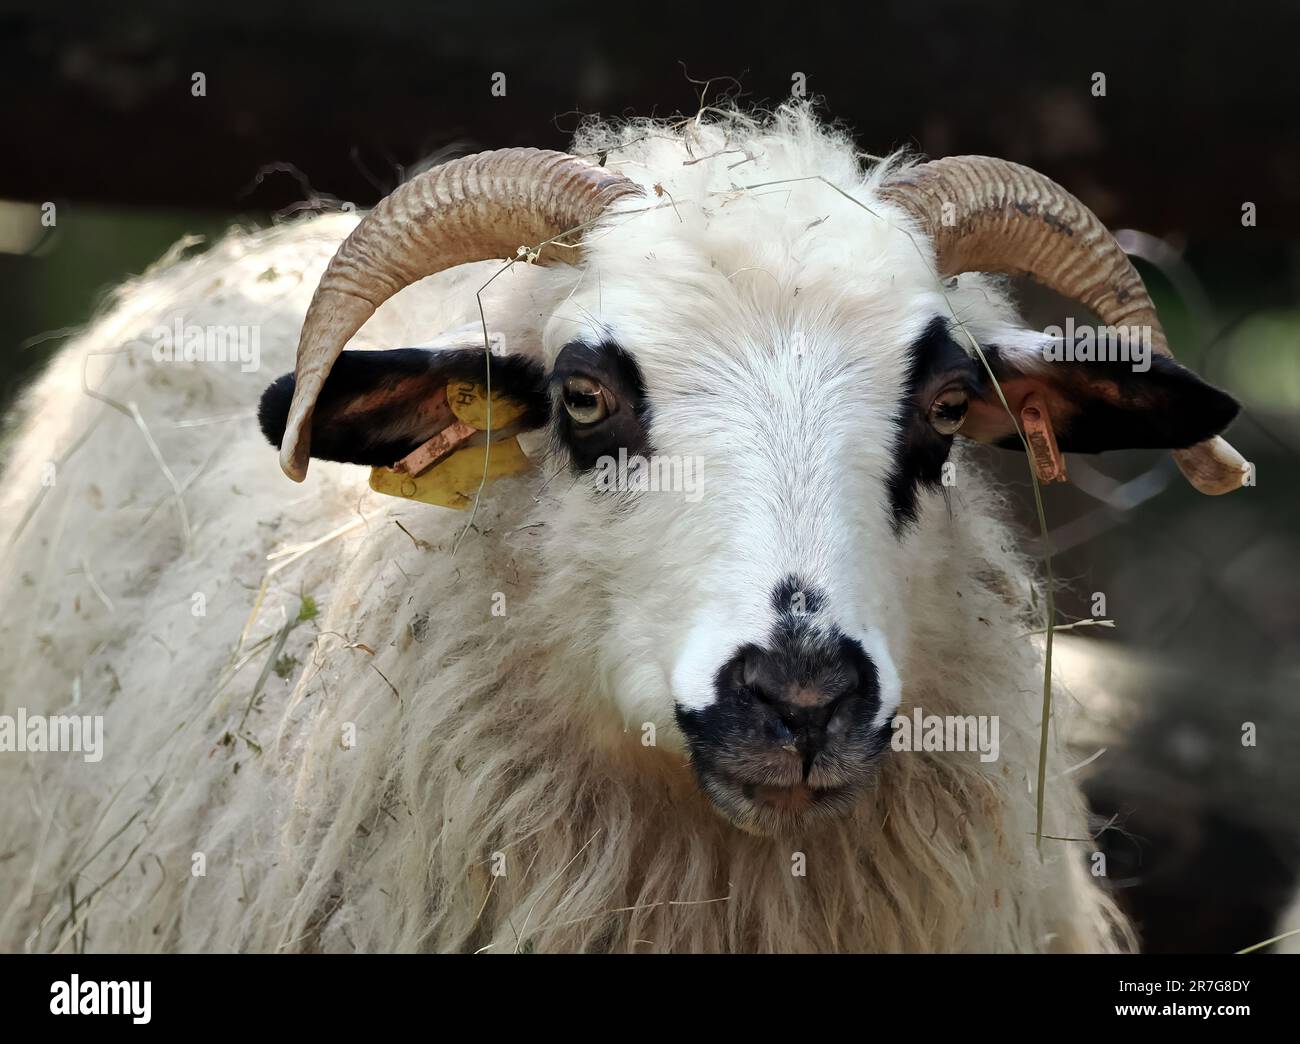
[
  {"left": 958, "top": 331, "right": 1239, "bottom": 466},
  {"left": 258, "top": 348, "right": 550, "bottom": 468}
]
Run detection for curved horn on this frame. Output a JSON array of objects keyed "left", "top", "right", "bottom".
[
  {"left": 880, "top": 155, "right": 1245, "bottom": 494},
  {"left": 280, "top": 148, "right": 642, "bottom": 481}
]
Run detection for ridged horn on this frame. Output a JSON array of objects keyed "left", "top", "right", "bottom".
[
  {"left": 880, "top": 155, "right": 1245, "bottom": 494},
  {"left": 280, "top": 148, "right": 642, "bottom": 481}
]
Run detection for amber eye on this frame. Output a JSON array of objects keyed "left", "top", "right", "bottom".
[
  {"left": 562, "top": 375, "right": 612, "bottom": 425},
  {"left": 928, "top": 387, "right": 969, "bottom": 435}
]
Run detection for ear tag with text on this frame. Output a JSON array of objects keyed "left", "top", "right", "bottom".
[
  {"left": 368, "top": 379, "right": 533, "bottom": 509},
  {"left": 1020, "top": 391, "right": 1067, "bottom": 484}
]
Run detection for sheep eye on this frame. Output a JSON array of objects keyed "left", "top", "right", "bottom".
[
  {"left": 562, "top": 375, "right": 611, "bottom": 425},
  {"left": 928, "top": 387, "right": 969, "bottom": 436}
]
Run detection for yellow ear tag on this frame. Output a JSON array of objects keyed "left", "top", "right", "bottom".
[
  {"left": 369, "top": 438, "right": 531, "bottom": 509},
  {"left": 368, "top": 379, "right": 534, "bottom": 510},
  {"left": 445, "top": 378, "right": 527, "bottom": 429}
]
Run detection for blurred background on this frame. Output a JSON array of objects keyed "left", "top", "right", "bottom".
[{"left": 1, "top": 0, "right": 1296, "bottom": 952}]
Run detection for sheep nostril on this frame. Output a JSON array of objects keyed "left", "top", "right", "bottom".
[
  {"left": 766, "top": 716, "right": 797, "bottom": 746},
  {"left": 822, "top": 694, "right": 854, "bottom": 736}
]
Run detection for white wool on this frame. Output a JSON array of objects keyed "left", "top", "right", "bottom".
[{"left": 0, "top": 105, "right": 1128, "bottom": 952}]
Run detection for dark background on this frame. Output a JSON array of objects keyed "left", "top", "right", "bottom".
[{"left": 1, "top": 0, "right": 1297, "bottom": 952}]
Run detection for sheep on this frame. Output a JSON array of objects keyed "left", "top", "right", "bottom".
[{"left": 0, "top": 105, "right": 1245, "bottom": 953}]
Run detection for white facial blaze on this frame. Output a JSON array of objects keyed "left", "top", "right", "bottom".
[
  {"left": 542, "top": 298, "right": 932, "bottom": 728},
  {"left": 671, "top": 608, "right": 760, "bottom": 712},
  {"left": 859, "top": 626, "right": 903, "bottom": 729},
  {"left": 529, "top": 111, "right": 1018, "bottom": 744}
]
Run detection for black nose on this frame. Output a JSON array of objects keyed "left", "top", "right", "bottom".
[
  {"left": 675, "top": 579, "right": 892, "bottom": 829},
  {"left": 675, "top": 622, "right": 890, "bottom": 829},
  {"left": 719, "top": 634, "right": 880, "bottom": 761}
]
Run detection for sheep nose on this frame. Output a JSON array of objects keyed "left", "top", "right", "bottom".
[
  {"left": 676, "top": 622, "right": 890, "bottom": 822},
  {"left": 722, "top": 639, "right": 875, "bottom": 756}
]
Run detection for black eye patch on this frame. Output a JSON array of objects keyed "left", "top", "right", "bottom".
[
  {"left": 550, "top": 340, "right": 653, "bottom": 471},
  {"left": 886, "top": 317, "right": 980, "bottom": 532}
]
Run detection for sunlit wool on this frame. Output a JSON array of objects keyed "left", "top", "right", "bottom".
[{"left": 0, "top": 106, "right": 1128, "bottom": 952}]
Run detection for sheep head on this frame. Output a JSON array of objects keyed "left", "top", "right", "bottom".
[{"left": 258, "top": 135, "right": 1241, "bottom": 837}]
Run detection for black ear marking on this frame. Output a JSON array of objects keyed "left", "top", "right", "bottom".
[
  {"left": 258, "top": 348, "right": 550, "bottom": 468},
  {"left": 257, "top": 372, "right": 297, "bottom": 449},
  {"left": 1038, "top": 353, "right": 1238, "bottom": 454},
  {"left": 973, "top": 345, "right": 1241, "bottom": 455}
]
